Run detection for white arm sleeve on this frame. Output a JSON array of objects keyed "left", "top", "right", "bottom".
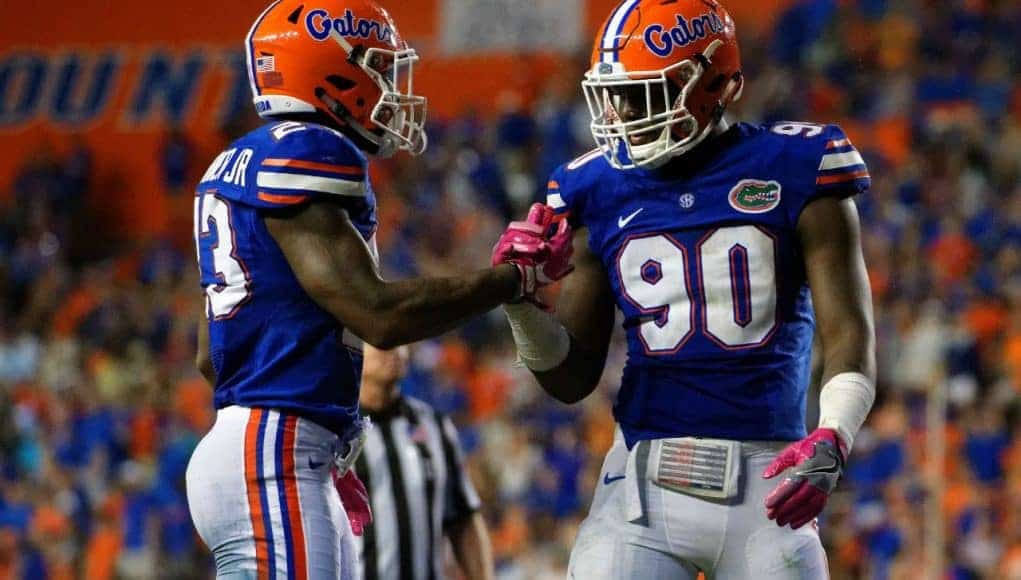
[
  {"left": 818, "top": 372, "right": 876, "bottom": 453},
  {"left": 503, "top": 302, "right": 571, "bottom": 372}
]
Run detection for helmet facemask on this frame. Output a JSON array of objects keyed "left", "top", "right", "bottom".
[
  {"left": 583, "top": 39, "right": 728, "bottom": 170},
  {"left": 325, "top": 28, "right": 428, "bottom": 157},
  {"left": 361, "top": 47, "right": 428, "bottom": 157}
]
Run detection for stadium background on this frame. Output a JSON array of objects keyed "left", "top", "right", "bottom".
[{"left": 0, "top": 0, "right": 1019, "bottom": 578}]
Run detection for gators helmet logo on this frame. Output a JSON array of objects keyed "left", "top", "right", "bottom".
[
  {"left": 583, "top": 0, "right": 744, "bottom": 170},
  {"left": 246, "top": 0, "right": 427, "bottom": 157}
]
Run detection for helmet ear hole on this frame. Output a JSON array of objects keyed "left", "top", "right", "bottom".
[
  {"left": 730, "top": 72, "right": 745, "bottom": 102},
  {"left": 326, "top": 75, "right": 357, "bottom": 91},
  {"left": 706, "top": 74, "right": 727, "bottom": 93},
  {"left": 324, "top": 77, "right": 369, "bottom": 110}
]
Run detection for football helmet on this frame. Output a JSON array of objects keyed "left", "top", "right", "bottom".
[
  {"left": 584, "top": 0, "right": 744, "bottom": 169},
  {"left": 246, "top": 0, "right": 426, "bottom": 157}
]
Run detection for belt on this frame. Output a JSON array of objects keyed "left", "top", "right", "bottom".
[{"left": 625, "top": 436, "right": 742, "bottom": 523}]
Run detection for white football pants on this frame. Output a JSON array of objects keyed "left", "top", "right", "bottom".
[
  {"left": 186, "top": 406, "right": 359, "bottom": 579},
  {"left": 568, "top": 429, "right": 829, "bottom": 579}
]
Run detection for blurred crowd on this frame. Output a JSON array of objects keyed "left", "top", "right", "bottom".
[{"left": 1, "top": 0, "right": 1019, "bottom": 579}]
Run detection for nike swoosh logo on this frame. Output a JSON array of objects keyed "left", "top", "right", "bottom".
[
  {"left": 308, "top": 458, "right": 325, "bottom": 470},
  {"left": 617, "top": 208, "right": 644, "bottom": 228},
  {"left": 603, "top": 473, "right": 626, "bottom": 485},
  {"left": 798, "top": 461, "right": 839, "bottom": 476},
  {"left": 798, "top": 454, "right": 840, "bottom": 476}
]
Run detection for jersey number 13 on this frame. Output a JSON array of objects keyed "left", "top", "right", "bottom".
[
  {"left": 195, "top": 193, "right": 252, "bottom": 320},
  {"left": 617, "top": 226, "right": 778, "bottom": 353}
]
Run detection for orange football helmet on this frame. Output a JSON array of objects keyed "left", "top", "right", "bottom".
[
  {"left": 246, "top": 0, "right": 426, "bottom": 156},
  {"left": 583, "top": 0, "right": 744, "bottom": 169}
]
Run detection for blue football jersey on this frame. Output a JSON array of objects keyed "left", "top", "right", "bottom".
[
  {"left": 193, "top": 120, "right": 378, "bottom": 436},
  {"left": 548, "top": 122, "right": 870, "bottom": 448}
]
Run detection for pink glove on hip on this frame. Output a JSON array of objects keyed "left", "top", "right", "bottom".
[
  {"left": 762, "top": 428, "right": 847, "bottom": 529},
  {"left": 332, "top": 467, "right": 372, "bottom": 536}
]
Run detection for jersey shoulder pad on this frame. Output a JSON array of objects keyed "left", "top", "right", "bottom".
[
  {"left": 764, "top": 122, "right": 871, "bottom": 223},
  {"left": 247, "top": 121, "right": 369, "bottom": 209},
  {"left": 767, "top": 122, "right": 871, "bottom": 196},
  {"left": 546, "top": 148, "right": 611, "bottom": 226}
]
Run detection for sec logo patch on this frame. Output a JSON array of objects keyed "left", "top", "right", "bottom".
[
  {"left": 679, "top": 193, "right": 696, "bottom": 210},
  {"left": 728, "top": 180, "right": 782, "bottom": 214}
]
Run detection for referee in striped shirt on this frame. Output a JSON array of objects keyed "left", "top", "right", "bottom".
[{"left": 355, "top": 345, "right": 494, "bottom": 580}]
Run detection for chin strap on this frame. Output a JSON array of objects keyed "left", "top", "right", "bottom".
[
  {"left": 711, "top": 73, "right": 744, "bottom": 124},
  {"left": 313, "top": 87, "right": 392, "bottom": 157}
]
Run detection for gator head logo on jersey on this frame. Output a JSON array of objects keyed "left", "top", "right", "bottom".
[
  {"left": 247, "top": 0, "right": 427, "bottom": 158},
  {"left": 728, "top": 180, "right": 782, "bottom": 214},
  {"left": 583, "top": 0, "right": 743, "bottom": 170}
]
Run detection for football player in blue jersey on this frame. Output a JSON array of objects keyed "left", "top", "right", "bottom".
[
  {"left": 184, "top": 1, "right": 573, "bottom": 578},
  {"left": 492, "top": 1, "right": 877, "bottom": 578}
]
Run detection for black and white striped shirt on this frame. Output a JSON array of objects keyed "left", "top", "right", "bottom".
[{"left": 354, "top": 397, "right": 480, "bottom": 580}]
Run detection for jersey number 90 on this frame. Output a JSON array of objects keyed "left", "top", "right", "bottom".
[{"left": 617, "top": 226, "right": 778, "bottom": 353}]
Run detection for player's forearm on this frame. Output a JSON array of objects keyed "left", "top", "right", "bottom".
[
  {"left": 814, "top": 253, "right": 876, "bottom": 452},
  {"left": 356, "top": 265, "right": 520, "bottom": 349},
  {"left": 817, "top": 317, "right": 876, "bottom": 452},
  {"left": 799, "top": 197, "right": 877, "bottom": 452},
  {"left": 502, "top": 303, "right": 604, "bottom": 403},
  {"left": 532, "top": 338, "right": 605, "bottom": 404},
  {"left": 268, "top": 202, "right": 517, "bottom": 348},
  {"left": 503, "top": 227, "right": 615, "bottom": 404},
  {"left": 448, "top": 513, "right": 494, "bottom": 580},
  {"left": 818, "top": 315, "right": 876, "bottom": 383}
]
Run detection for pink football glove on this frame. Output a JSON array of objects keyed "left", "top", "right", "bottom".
[
  {"left": 762, "top": 428, "right": 847, "bottom": 529},
  {"left": 332, "top": 467, "right": 372, "bottom": 536},
  {"left": 492, "top": 203, "right": 574, "bottom": 310}
]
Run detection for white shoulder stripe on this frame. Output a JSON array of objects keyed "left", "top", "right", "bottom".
[
  {"left": 547, "top": 193, "right": 566, "bottom": 209},
  {"left": 256, "top": 171, "right": 365, "bottom": 197},
  {"left": 819, "top": 151, "right": 865, "bottom": 171}
]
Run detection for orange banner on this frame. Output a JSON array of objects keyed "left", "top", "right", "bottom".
[{"left": 0, "top": 0, "right": 792, "bottom": 240}]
